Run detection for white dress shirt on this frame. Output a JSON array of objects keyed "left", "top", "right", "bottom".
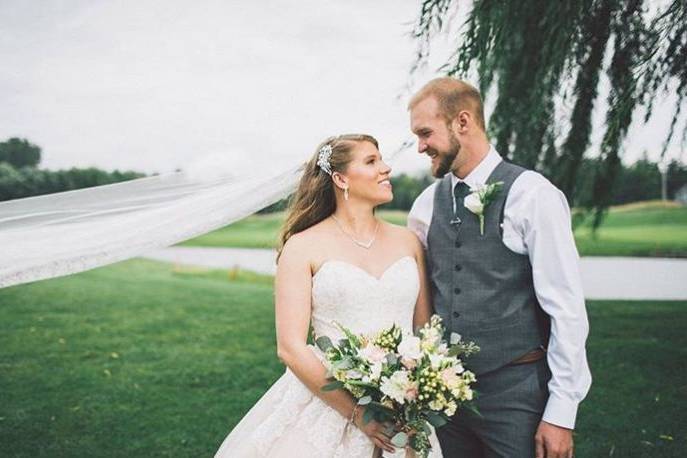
[{"left": 407, "top": 145, "right": 592, "bottom": 429}]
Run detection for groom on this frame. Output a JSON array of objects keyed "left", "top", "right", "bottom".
[{"left": 407, "top": 77, "right": 591, "bottom": 458}]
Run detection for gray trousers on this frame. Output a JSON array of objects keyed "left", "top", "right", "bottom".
[{"left": 436, "top": 358, "right": 551, "bottom": 458}]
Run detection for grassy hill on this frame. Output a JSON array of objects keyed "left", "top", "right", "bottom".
[
  {"left": 573, "top": 200, "right": 687, "bottom": 257},
  {"left": 181, "top": 201, "right": 687, "bottom": 257},
  {"left": 0, "top": 259, "right": 685, "bottom": 456}
]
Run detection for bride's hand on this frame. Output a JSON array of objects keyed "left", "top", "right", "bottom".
[{"left": 353, "top": 406, "right": 396, "bottom": 454}]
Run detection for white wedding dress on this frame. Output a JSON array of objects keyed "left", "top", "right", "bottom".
[{"left": 214, "top": 255, "right": 443, "bottom": 457}]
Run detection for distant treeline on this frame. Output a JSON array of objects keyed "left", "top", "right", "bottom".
[
  {"left": 1, "top": 137, "right": 686, "bottom": 210},
  {"left": 0, "top": 138, "right": 145, "bottom": 202},
  {"left": 573, "top": 156, "right": 687, "bottom": 207},
  {"left": 263, "top": 156, "right": 687, "bottom": 212},
  {"left": 0, "top": 163, "right": 146, "bottom": 201}
]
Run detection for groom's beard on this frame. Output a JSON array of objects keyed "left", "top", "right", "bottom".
[{"left": 432, "top": 134, "right": 461, "bottom": 178}]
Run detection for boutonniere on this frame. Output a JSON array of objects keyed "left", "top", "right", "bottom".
[{"left": 463, "top": 182, "right": 504, "bottom": 235}]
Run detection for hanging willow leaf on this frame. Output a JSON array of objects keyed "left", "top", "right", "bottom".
[
  {"left": 410, "top": 0, "right": 687, "bottom": 229},
  {"left": 556, "top": 0, "right": 613, "bottom": 200}
]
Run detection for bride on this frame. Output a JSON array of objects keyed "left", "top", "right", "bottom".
[{"left": 214, "top": 134, "right": 443, "bottom": 457}]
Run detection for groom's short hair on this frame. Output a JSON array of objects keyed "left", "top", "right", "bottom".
[{"left": 409, "top": 77, "right": 486, "bottom": 132}]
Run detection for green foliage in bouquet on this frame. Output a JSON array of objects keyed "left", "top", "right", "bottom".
[{"left": 317, "top": 316, "right": 479, "bottom": 457}]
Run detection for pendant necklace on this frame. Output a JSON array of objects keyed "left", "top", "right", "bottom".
[{"left": 331, "top": 215, "right": 379, "bottom": 249}]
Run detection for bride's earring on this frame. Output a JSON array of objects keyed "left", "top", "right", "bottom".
[{"left": 344, "top": 187, "right": 349, "bottom": 201}]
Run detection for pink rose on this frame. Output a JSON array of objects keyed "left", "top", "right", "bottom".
[
  {"left": 401, "top": 357, "right": 417, "bottom": 370},
  {"left": 404, "top": 384, "right": 419, "bottom": 401},
  {"left": 358, "top": 343, "right": 387, "bottom": 365},
  {"left": 440, "top": 367, "right": 459, "bottom": 387}
]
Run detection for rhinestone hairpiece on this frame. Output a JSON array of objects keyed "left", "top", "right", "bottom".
[{"left": 317, "top": 144, "right": 333, "bottom": 175}]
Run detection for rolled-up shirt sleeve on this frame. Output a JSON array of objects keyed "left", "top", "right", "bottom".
[
  {"left": 520, "top": 182, "right": 592, "bottom": 429},
  {"left": 407, "top": 182, "right": 437, "bottom": 250}
]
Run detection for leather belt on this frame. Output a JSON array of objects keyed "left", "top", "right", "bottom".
[{"left": 509, "top": 347, "right": 547, "bottom": 365}]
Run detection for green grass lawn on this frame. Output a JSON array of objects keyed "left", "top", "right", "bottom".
[
  {"left": 180, "top": 201, "right": 687, "bottom": 257},
  {"left": 1, "top": 259, "right": 685, "bottom": 457}
]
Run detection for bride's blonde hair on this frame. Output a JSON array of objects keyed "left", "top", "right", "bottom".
[{"left": 277, "top": 134, "right": 379, "bottom": 261}]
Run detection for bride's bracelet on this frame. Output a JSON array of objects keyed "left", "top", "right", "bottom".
[{"left": 349, "top": 404, "right": 361, "bottom": 426}]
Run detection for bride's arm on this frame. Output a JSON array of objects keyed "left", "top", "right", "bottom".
[
  {"left": 410, "top": 231, "right": 433, "bottom": 332},
  {"left": 274, "top": 234, "right": 396, "bottom": 453}
]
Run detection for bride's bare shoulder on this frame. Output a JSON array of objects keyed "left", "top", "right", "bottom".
[
  {"left": 288, "top": 218, "right": 334, "bottom": 244},
  {"left": 279, "top": 219, "right": 334, "bottom": 263}
]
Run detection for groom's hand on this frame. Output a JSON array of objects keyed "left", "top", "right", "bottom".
[{"left": 535, "top": 420, "right": 573, "bottom": 458}]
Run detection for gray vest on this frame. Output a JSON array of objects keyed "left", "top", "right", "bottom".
[{"left": 426, "top": 160, "right": 550, "bottom": 376}]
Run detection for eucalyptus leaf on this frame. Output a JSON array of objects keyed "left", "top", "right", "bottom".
[
  {"left": 362, "top": 405, "right": 375, "bottom": 425},
  {"left": 391, "top": 431, "right": 408, "bottom": 447},
  {"left": 358, "top": 396, "right": 372, "bottom": 405},
  {"left": 321, "top": 380, "right": 344, "bottom": 392},
  {"left": 315, "top": 335, "right": 333, "bottom": 352},
  {"left": 369, "top": 401, "right": 397, "bottom": 417},
  {"left": 447, "top": 345, "right": 461, "bottom": 357},
  {"left": 465, "top": 401, "right": 483, "bottom": 418},
  {"left": 346, "top": 379, "right": 378, "bottom": 388},
  {"left": 332, "top": 357, "right": 353, "bottom": 370},
  {"left": 335, "top": 322, "right": 361, "bottom": 348},
  {"left": 425, "top": 411, "right": 448, "bottom": 428}
]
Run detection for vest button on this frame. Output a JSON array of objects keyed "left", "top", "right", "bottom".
[
  {"left": 454, "top": 264, "right": 462, "bottom": 271},
  {"left": 455, "top": 240, "right": 462, "bottom": 248},
  {"left": 452, "top": 311, "right": 460, "bottom": 318},
  {"left": 454, "top": 287, "right": 461, "bottom": 294}
]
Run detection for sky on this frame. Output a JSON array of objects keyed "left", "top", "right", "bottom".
[{"left": 0, "top": 0, "right": 684, "bottom": 178}]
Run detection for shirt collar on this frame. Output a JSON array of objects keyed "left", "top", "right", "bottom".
[{"left": 450, "top": 144, "right": 502, "bottom": 190}]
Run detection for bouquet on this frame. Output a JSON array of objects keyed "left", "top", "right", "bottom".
[{"left": 317, "top": 315, "right": 479, "bottom": 457}]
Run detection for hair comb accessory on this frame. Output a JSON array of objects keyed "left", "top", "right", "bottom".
[{"left": 316, "top": 144, "right": 333, "bottom": 175}]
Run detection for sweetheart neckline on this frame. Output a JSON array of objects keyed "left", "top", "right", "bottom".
[{"left": 312, "top": 255, "right": 417, "bottom": 283}]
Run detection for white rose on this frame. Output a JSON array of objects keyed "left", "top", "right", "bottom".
[
  {"left": 398, "top": 334, "right": 422, "bottom": 361},
  {"left": 437, "top": 343, "right": 449, "bottom": 355},
  {"left": 429, "top": 399, "right": 443, "bottom": 411},
  {"left": 464, "top": 387, "right": 474, "bottom": 401},
  {"left": 444, "top": 401, "right": 458, "bottom": 416},
  {"left": 421, "top": 327, "right": 441, "bottom": 349},
  {"left": 380, "top": 370, "right": 414, "bottom": 405},
  {"left": 369, "top": 362, "right": 383, "bottom": 381},
  {"left": 429, "top": 353, "right": 443, "bottom": 369},
  {"left": 463, "top": 192, "right": 483, "bottom": 215}
]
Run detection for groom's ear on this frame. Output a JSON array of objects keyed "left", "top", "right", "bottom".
[{"left": 452, "top": 110, "right": 471, "bottom": 134}]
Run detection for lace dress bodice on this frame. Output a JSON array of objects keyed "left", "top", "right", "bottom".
[
  {"left": 214, "top": 254, "right": 443, "bottom": 458},
  {"left": 310, "top": 255, "right": 420, "bottom": 341}
]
